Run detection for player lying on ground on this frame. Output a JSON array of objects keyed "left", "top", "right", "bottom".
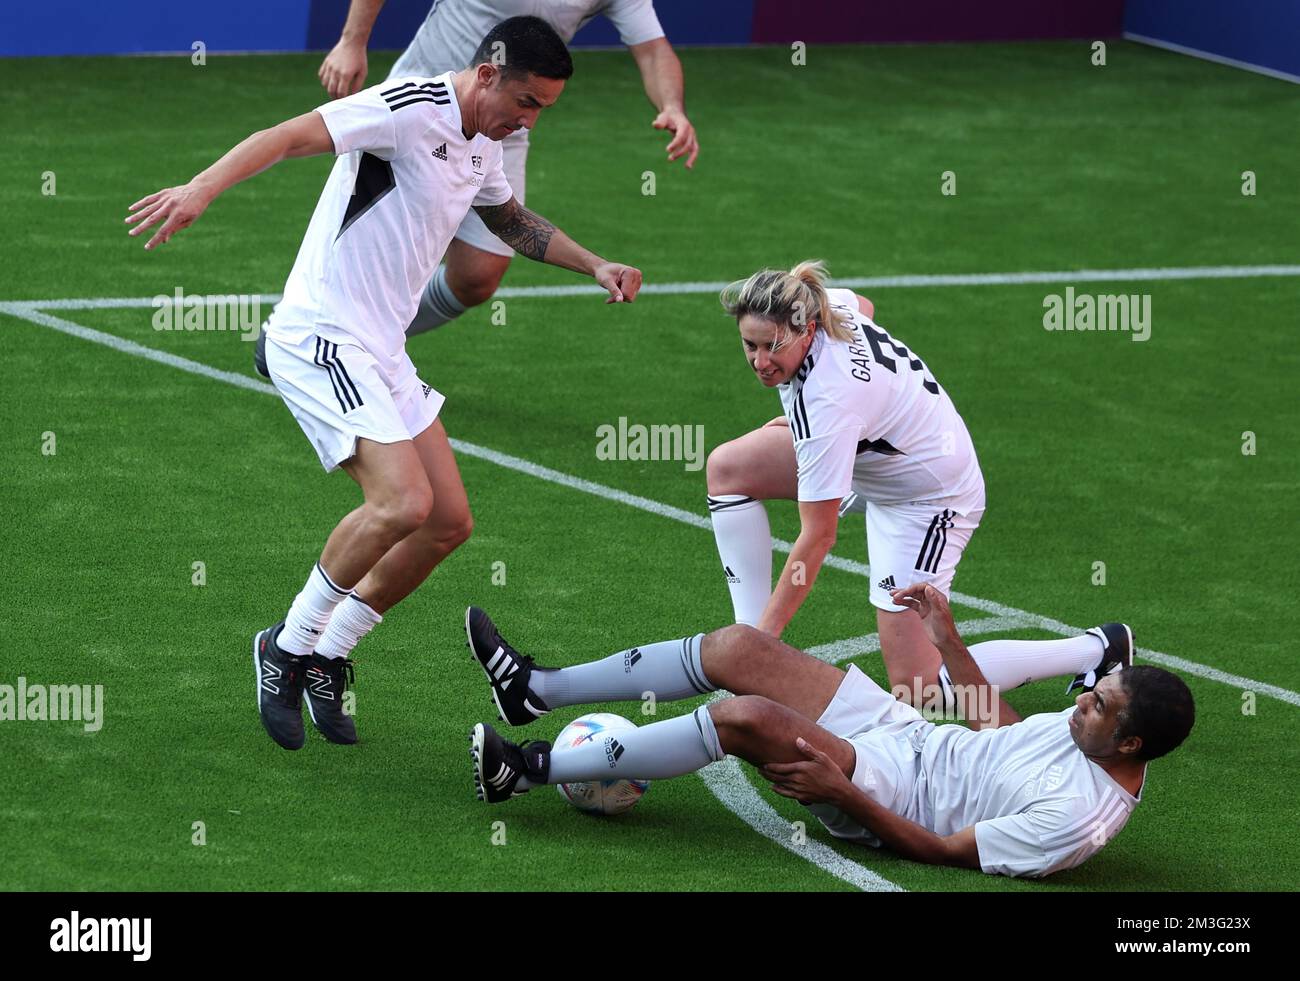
[
  {"left": 126, "top": 17, "right": 643, "bottom": 750},
  {"left": 707, "top": 261, "right": 1121, "bottom": 707},
  {"left": 314, "top": 0, "right": 698, "bottom": 338},
  {"left": 464, "top": 586, "right": 1195, "bottom": 877}
]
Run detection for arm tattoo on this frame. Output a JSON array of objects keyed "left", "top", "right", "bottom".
[{"left": 473, "top": 197, "right": 555, "bottom": 262}]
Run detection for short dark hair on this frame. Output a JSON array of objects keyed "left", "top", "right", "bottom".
[
  {"left": 1115, "top": 666, "right": 1195, "bottom": 761},
  {"left": 472, "top": 16, "right": 573, "bottom": 82}
]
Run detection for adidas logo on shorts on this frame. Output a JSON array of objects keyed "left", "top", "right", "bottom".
[{"left": 877, "top": 575, "right": 896, "bottom": 591}]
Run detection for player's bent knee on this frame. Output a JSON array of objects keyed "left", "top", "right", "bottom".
[
  {"left": 710, "top": 694, "right": 779, "bottom": 737},
  {"left": 375, "top": 487, "right": 434, "bottom": 538},
  {"left": 705, "top": 442, "right": 746, "bottom": 495}
]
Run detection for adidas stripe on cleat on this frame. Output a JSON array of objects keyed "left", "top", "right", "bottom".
[
  {"left": 464, "top": 606, "right": 551, "bottom": 726},
  {"left": 1067, "top": 622, "right": 1135, "bottom": 694},
  {"left": 469, "top": 722, "right": 550, "bottom": 804}
]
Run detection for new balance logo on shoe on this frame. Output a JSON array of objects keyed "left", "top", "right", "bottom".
[
  {"left": 431, "top": 143, "right": 448, "bottom": 160},
  {"left": 605, "top": 737, "right": 625, "bottom": 767},
  {"left": 623, "top": 648, "right": 642, "bottom": 673},
  {"left": 877, "top": 575, "right": 896, "bottom": 591},
  {"left": 724, "top": 565, "right": 740, "bottom": 584}
]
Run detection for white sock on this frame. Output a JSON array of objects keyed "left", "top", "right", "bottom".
[
  {"left": 966, "top": 634, "right": 1104, "bottom": 690},
  {"left": 527, "top": 706, "right": 724, "bottom": 788},
  {"left": 407, "top": 265, "right": 467, "bottom": 336},
  {"left": 315, "top": 594, "right": 383, "bottom": 660},
  {"left": 280, "top": 562, "right": 351, "bottom": 656},
  {"left": 707, "top": 494, "right": 772, "bottom": 625},
  {"left": 529, "top": 635, "right": 713, "bottom": 708}
]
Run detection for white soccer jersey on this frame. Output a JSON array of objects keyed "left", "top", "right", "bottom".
[
  {"left": 915, "top": 708, "right": 1145, "bottom": 877},
  {"left": 776, "top": 288, "right": 983, "bottom": 506},
  {"left": 393, "top": 0, "right": 666, "bottom": 78},
  {"left": 266, "top": 72, "right": 513, "bottom": 385}
]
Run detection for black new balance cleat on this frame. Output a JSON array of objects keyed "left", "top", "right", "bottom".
[
  {"left": 253, "top": 623, "right": 310, "bottom": 750},
  {"left": 465, "top": 606, "right": 552, "bottom": 726},
  {"left": 469, "top": 722, "right": 550, "bottom": 804},
  {"left": 1067, "top": 622, "right": 1135, "bottom": 695},
  {"left": 253, "top": 327, "right": 269, "bottom": 379},
  {"left": 304, "top": 654, "right": 357, "bottom": 745}
]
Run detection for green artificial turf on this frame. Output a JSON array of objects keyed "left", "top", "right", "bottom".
[{"left": 1, "top": 40, "right": 1297, "bottom": 891}]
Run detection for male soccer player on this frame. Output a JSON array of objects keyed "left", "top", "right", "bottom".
[
  {"left": 463, "top": 587, "right": 1195, "bottom": 877},
  {"left": 308, "top": 0, "right": 696, "bottom": 341},
  {"left": 126, "top": 17, "right": 643, "bottom": 750}
]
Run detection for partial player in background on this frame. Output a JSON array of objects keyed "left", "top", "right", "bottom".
[
  {"left": 317, "top": 0, "right": 698, "bottom": 336},
  {"left": 462, "top": 592, "right": 1194, "bottom": 878},
  {"left": 127, "top": 18, "right": 643, "bottom": 750},
  {"left": 707, "top": 262, "right": 1128, "bottom": 707}
]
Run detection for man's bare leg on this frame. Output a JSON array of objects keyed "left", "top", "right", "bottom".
[
  {"left": 349, "top": 419, "right": 472, "bottom": 613},
  {"left": 277, "top": 437, "right": 432, "bottom": 656}
]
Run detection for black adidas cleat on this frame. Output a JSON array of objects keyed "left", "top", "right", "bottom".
[
  {"left": 469, "top": 722, "right": 550, "bottom": 804},
  {"left": 304, "top": 654, "right": 357, "bottom": 745},
  {"left": 253, "top": 327, "right": 269, "bottom": 379},
  {"left": 465, "top": 606, "right": 551, "bottom": 726},
  {"left": 253, "top": 623, "right": 310, "bottom": 750},
  {"left": 1067, "top": 622, "right": 1135, "bottom": 695}
]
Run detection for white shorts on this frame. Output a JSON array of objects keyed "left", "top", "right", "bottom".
[
  {"left": 862, "top": 492, "right": 985, "bottom": 612},
  {"left": 806, "top": 664, "right": 933, "bottom": 845},
  {"left": 265, "top": 332, "right": 444, "bottom": 472}
]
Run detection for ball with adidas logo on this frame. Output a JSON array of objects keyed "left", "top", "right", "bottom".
[{"left": 555, "top": 713, "right": 650, "bottom": 816}]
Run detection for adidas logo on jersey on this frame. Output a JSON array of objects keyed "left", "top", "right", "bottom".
[
  {"left": 421, "top": 383, "right": 433, "bottom": 399},
  {"left": 724, "top": 565, "right": 741, "bottom": 584},
  {"left": 431, "top": 143, "right": 448, "bottom": 161},
  {"left": 877, "top": 575, "right": 896, "bottom": 591}
]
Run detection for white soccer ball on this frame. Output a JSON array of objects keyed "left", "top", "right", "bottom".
[{"left": 555, "top": 712, "right": 650, "bottom": 816}]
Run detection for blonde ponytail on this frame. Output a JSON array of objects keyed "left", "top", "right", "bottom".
[{"left": 719, "top": 260, "right": 854, "bottom": 350}]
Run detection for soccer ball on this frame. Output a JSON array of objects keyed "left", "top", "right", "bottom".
[{"left": 555, "top": 713, "right": 650, "bottom": 816}]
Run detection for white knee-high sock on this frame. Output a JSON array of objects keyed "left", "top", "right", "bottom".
[
  {"left": 529, "top": 635, "right": 713, "bottom": 708},
  {"left": 964, "top": 634, "right": 1105, "bottom": 690},
  {"left": 707, "top": 494, "right": 772, "bottom": 625},
  {"left": 531, "top": 706, "right": 725, "bottom": 787},
  {"left": 281, "top": 562, "right": 351, "bottom": 656},
  {"left": 315, "top": 594, "right": 383, "bottom": 660}
]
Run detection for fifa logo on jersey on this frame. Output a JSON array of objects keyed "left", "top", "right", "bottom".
[{"left": 1042, "top": 288, "right": 1151, "bottom": 342}]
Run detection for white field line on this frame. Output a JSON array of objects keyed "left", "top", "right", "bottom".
[
  {"left": 9, "top": 299, "right": 1300, "bottom": 893},
  {"left": 2, "top": 263, "right": 1300, "bottom": 311}
]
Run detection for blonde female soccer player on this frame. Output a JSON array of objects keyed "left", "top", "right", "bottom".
[{"left": 705, "top": 262, "right": 1126, "bottom": 706}]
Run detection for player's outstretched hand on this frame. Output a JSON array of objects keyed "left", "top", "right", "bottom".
[
  {"left": 594, "top": 262, "right": 643, "bottom": 304},
  {"left": 125, "top": 183, "right": 214, "bottom": 251},
  {"left": 760, "top": 737, "right": 852, "bottom": 806},
  {"left": 319, "top": 40, "right": 368, "bottom": 100},
  {"left": 891, "top": 582, "right": 959, "bottom": 649},
  {"left": 652, "top": 107, "right": 699, "bottom": 169}
]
